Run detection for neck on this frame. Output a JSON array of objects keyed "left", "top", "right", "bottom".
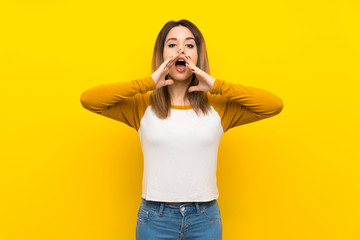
[{"left": 167, "top": 75, "right": 193, "bottom": 105}]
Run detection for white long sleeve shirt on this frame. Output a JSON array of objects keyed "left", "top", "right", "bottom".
[{"left": 80, "top": 76, "right": 283, "bottom": 202}]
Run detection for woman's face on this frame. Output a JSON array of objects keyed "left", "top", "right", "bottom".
[{"left": 163, "top": 26, "right": 198, "bottom": 81}]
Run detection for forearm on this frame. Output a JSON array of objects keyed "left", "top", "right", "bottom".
[
  {"left": 210, "top": 79, "right": 284, "bottom": 117},
  {"left": 80, "top": 76, "right": 156, "bottom": 113}
]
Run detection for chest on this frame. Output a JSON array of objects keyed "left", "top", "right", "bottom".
[{"left": 138, "top": 106, "right": 224, "bottom": 147}]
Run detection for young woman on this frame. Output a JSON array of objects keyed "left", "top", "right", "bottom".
[{"left": 80, "top": 19, "right": 283, "bottom": 240}]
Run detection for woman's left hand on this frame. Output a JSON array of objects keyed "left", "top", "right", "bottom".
[{"left": 184, "top": 55, "right": 216, "bottom": 93}]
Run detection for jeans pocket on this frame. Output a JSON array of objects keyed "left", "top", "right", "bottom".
[
  {"left": 202, "top": 201, "right": 222, "bottom": 221},
  {"left": 137, "top": 203, "right": 159, "bottom": 224}
]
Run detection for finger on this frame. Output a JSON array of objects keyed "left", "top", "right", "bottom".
[
  {"left": 184, "top": 55, "right": 192, "bottom": 61},
  {"left": 184, "top": 55, "right": 193, "bottom": 65},
  {"left": 188, "top": 86, "right": 199, "bottom": 92},
  {"left": 163, "top": 49, "right": 181, "bottom": 68},
  {"left": 167, "top": 49, "right": 183, "bottom": 65},
  {"left": 185, "top": 57, "right": 198, "bottom": 72},
  {"left": 162, "top": 49, "right": 184, "bottom": 74},
  {"left": 162, "top": 51, "right": 181, "bottom": 73},
  {"left": 184, "top": 55, "right": 196, "bottom": 69},
  {"left": 164, "top": 79, "right": 174, "bottom": 86},
  {"left": 171, "top": 50, "right": 183, "bottom": 66}
]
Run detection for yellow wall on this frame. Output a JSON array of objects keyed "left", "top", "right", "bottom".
[{"left": 1, "top": 0, "right": 359, "bottom": 239}]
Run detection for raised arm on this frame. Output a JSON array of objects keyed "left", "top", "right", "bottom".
[
  {"left": 80, "top": 76, "right": 156, "bottom": 113},
  {"left": 80, "top": 76, "right": 156, "bottom": 129},
  {"left": 209, "top": 79, "right": 284, "bottom": 132}
]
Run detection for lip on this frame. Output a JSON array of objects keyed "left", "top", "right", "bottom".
[
  {"left": 176, "top": 56, "right": 186, "bottom": 61},
  {"left": 175, "top": 65, "right": 186, "bottom": 72}
]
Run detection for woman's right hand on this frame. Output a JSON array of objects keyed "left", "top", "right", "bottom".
[{"left": 151, "top": 48, "right": 183, "bottom": 89}]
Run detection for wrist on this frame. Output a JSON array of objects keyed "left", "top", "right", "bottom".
[
  {"left": 210, "top": 78, "right": 223, "bottom": 94},
  {"left": 147, "top": 75, "right": 157, "bottom": 90},
  {"left": 209, "top": 76, "right": 216, "bottom": 90}
]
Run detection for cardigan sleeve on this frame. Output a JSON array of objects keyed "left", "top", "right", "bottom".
[
  {"left": 208, "top": 78, "right": 284, "bottom": 133},
  {"left": 80, "top": 75, "right": 156, "bottom": 131}
]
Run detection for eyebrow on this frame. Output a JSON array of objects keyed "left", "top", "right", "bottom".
[{"left": 166, "top": 37, "right": 196, "bottom": 43}]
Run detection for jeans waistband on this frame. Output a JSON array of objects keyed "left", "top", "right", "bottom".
[{"left": 140, "top": 198, "right": 217, "bottom": 216}]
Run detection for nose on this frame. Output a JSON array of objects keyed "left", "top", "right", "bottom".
[{"left": 177, "top": 47, "right": 185, "bottom": 55}]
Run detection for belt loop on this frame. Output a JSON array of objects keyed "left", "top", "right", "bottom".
[
  {"left": 159, "top": 202, "right": 164, "bottom": 216},
  {"left": 195, "top": 202, "right": 200, "bottom": 216}
]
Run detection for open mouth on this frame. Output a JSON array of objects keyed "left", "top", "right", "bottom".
[{"left": 175, "top": 59, "right": 186, "bottom": 72}]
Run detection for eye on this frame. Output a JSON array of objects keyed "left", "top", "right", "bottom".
[{"left": 167, "top": 44, "right": 194, "bottom": 48}]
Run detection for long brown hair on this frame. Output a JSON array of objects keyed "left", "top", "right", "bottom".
[{"left": 150, "top": 19, "right": 212, "bottom": 119}]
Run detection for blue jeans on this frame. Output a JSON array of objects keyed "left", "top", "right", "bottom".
[{"left": 136, "top": 197, "right": 222, "bottom": 240}]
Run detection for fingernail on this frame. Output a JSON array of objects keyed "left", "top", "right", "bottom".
[
  {"left": 185, "top": 56, "right": 188, "bottom": 59},
  {"left": 186, "top": 62, "right": 189, "bottom": 65},
  {"left": 191, "top": 68, "right": 195, "bottom": 71},
  {"left": 188, "top": 55, "right": 192, "bottom": 59}
]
